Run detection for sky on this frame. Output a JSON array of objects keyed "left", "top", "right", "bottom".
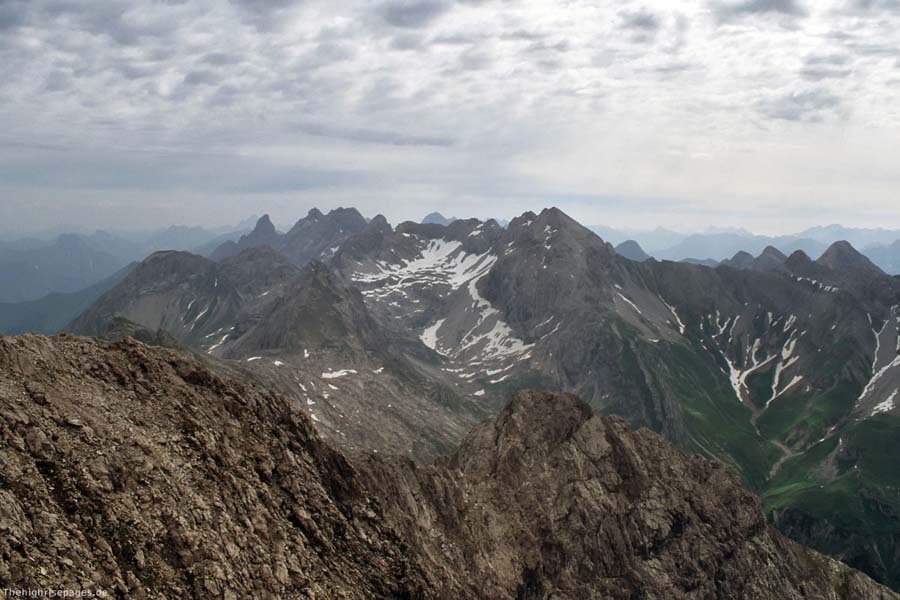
[{"left": 1, "top": 0, "right": 900, "bottom": 236}]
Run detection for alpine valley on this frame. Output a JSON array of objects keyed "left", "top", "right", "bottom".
[{"left": 5, "top": 206, "right": 899, "bottom": 595}]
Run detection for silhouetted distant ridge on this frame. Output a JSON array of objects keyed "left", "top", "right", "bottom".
[
  {"left": 615, "top": 240, "right": 651, "bottom": 262},
  {"left": 422, "top": 212, "right": 456, "bottom": 226}
]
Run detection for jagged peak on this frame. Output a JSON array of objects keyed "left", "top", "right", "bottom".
[
  {"left": 508, "top": 211, "right": 539, "bottom": 229},
  {"left": 328, "top": 206, "right": 364, "bottom": 219},
  {"left": 253, "top": 214, "right": 276, "bottom": 235},
  {"left": 454, "top": 391, "right": 594, "bottom": 470},
  {"left": 785, "top": 249, "right": 813, "bottom": 265},
  {"left": 759, "top": 245, "right": 787, "bottom": 261},
  {"left": 366, "top": 214, "right": 392, "bottom": 234},
  {"left": 817, "top": 240, "right": 883, "bottom": 273}
]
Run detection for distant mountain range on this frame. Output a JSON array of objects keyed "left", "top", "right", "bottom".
[
  {"left": 56, "top": 205, "right": 900, "bottom": 590},
  {"left": 0, "top": 222, "right": 253, "bottom": 304},
  {"left": 600, "top": 224, "right": 900, "bottom": 274}
]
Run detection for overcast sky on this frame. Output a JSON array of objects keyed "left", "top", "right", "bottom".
[{"left": 1, "top": 0, "right": 899, "bottom": 235}]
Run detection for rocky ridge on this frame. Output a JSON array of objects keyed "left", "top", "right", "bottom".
[{"left": 0, "top": 335, "right": 894, "bottom": 599}]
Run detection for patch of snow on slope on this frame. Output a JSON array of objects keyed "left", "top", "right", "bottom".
[
  {"left": 873, "top": 390, "right": 897, "bottom": 415},
  {"left": 767, "top": 333, "right": 801, "bottom": 407},
  {"left": 322, "top": 369, "right": 357, "bottom": 379},
  {"left": 616, "top": 292, "right": 643, "bottom": 316},
  {"left": 191, "top": 305, "right": 210, "bottom": 329},
  {"left": 662, "top": 299, "right": 686, "bottom": 334},
  {"left": 858, "top": 354, "right": 900, "bottom": 402},
  {"left": 421, "top": 318, "right": 447, "bottom": 354},
  {"left": 207, "top": 333, "right": 230, "bottom": 354}
]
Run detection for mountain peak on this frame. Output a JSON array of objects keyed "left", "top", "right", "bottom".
[
  {"left": 730, "top": 250, "right": 755, "bottom": 267},
  {"left": 307, "top": 207, "right": 324, "bottom": 219},
  {"left": 817, "top": 240, "right": 883, "bottom": 274},
  {"left": 253, "top": 214, "right": 275, "bottom": 233},
  {"left": 785, "top": 249, "right": 814, "bottom": 268},
  {"left": 760, "top": 245, "right": 787, "bottom": 261},
  {"left": 422, "top": 212, "right": 455, "bottom": 226},
  {"left": 369, "top": 214, "right": 390, "bottom": 229},
  {"left": 751, "top": 245, "right": 788, "bottom": 271},
  {"left": 253, "top": 214, "right": 276, "bottom": 236},
  {"left": 615, "top": 240, "right": 651, "bottom": 262}
]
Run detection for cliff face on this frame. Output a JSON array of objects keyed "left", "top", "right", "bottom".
[{"left": 0, "top": 335, "right": 895, "bottom": 599}]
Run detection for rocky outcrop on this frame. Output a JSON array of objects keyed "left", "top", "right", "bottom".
[
  {"left": 0, "top": 334, "right": 426, "bottom": 598},
  {"left": 361, "top": 390, "right": 895, "bottom": 599},
  {"left": 1, "top": 337, "right": 894, "bottom": 598}
]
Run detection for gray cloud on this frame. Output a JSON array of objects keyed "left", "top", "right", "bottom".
[
  {"left": 377, "top": 0, "right": 452, "bottom": 28},
  {"left": 713, "top": 0, "right": 807, "bottom": 19},
  {"left": 618, "top": 8, "right": 662, "bottom": 44},
  {"left": 620, "top": 9, "right": 662, "bottom": 32},
  {"left": 847, "top": 0, "right": 900, "bottom": 12},
  {"left": 1, "top": 0, "right": 899, "bottom": 234},
  {"left": 760, "top": 88, "right": 843, "bottom": 122},
  {"left": 799, "top": 54, "right": 853, "bottom": 80}
]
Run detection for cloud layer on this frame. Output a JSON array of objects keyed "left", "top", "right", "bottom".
[{"left": 1, "top": 0, "right": 899, "bottom": 233}]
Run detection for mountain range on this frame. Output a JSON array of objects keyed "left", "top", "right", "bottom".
[
  {"left": 51, "top": 205, "right": 900, "bottom": 590},
  {"left": 0, "top": 335, "right": 894, "bottom": 598},
  {"left": 601, "top": 224, "right": 900, "bottom": 274},
  {"left": 0, "top": 222, "right": 253, "bottom": 304}
]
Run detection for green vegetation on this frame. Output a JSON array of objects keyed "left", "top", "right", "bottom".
[
  {"left": 757, "top": 380, "right": 860, "bottom": 445},
  {"left": 662, "top": 341, "right": 781, "bottom": 490}
]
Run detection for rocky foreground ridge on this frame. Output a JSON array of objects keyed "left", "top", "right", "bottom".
[{"left": 0, "top": 334, "right": 895, "bottom": 599}]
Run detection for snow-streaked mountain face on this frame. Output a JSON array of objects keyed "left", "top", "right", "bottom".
[{"left": 68, "top": 206, "right": 900, "bottom": 591}]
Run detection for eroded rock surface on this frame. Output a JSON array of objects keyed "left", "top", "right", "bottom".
[{"left": 0, "top": 335, "right": 894, "bottom": 599}]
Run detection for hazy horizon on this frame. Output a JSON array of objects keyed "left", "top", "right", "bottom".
[{"left": 4, "top": 204, "right": 900, "bottom": 244}]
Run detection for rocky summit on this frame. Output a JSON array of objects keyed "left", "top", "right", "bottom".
[{"left": 0, "top": 335, "right": 895, "bottom": 599}]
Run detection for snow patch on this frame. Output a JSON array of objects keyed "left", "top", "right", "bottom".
[
  {"left": 873, "top": 390, "right": 897, "bottom": 415},
  {"left": 322, "top": 369, "right": 357, "bottom": 379}
]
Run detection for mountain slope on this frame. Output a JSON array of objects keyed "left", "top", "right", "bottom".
[
  {"left": 326, "top": 207, "right": 900, "bottom": 588},
  {"left": 0, "top": 336, "right": 892, "bottom": 599},
  {"left": 362, "top": 390, "right": 894, "bottom": 599},
  {"left": 67, "top": 247, "right": 484, "bottom": 461},
  {"left": 0, "top": 334, "right": 428, "bottom": 597}
]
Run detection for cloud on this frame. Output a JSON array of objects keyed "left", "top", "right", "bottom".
[
  {"left": 376, "top": 0, "right": 452, "bottom": 28},
  {"left": 759, "top": 88, "right": 844, "bottom": 122},
  {"left": 799, "top": 54, "right": 853, "bottom": 81},
  {"left": 1, "top": 0, "right": 899, "bottom": 234},
  {"left": 713, "top": 0, "right": 807, "bottom": 19},
  {"left": 620, "top": 9, "right": 662, "bottom": 32},
  {"left": 619, "top": 8, "right": 662, "bottom": 43}
]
